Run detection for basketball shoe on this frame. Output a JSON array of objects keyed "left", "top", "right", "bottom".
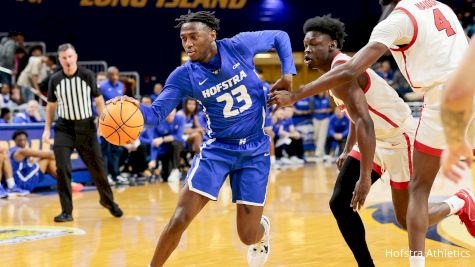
[
  {"left": 455, "top": 188, "right": 475, "bottom": 237},
  {"left": 247, "top": 216, "right": 270, "bottom": 267}
]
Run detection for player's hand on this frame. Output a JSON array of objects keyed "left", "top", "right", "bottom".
[
  {"left": 42, "top": 129, "right": 51, "bottom": 144},
  {"left": 441, "top": 143, "right": 473, "bottom": 183},
  {"left": 107, "top": 96, "right": 139, "bottom": 107},
  {"left": 271, "top": 74, "right": 293, "bottom": 92},
  {"left": 148, "top": 160, "right": 157, "bottom": 169},
  {"left": 152, "top": 137, "right": 164, "bottom": 147},
  {"left": 267, "top": 90, "right": 297, "bottom": 109},
  {"left": 351, "top": 177, "right": 371, "bottom": 212},
  {"left": 336, "top": 152, "right": 348, "bottom": 170}
]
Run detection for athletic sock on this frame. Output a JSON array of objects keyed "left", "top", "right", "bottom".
[
  {"left": 410, "top": 255, "right": 425, "bottom": 267},
  {"left": 443, "top": 195, "right": 465, "bottom": 215},
  {"left": 6, "top": 177, "right": 15, "bottom": 189},
  {"left": 270, "top": 156, "right": 276, "bottom": 165}
]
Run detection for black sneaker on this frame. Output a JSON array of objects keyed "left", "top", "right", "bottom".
[
  {"left": 54, "top": 212, "right": 73, "bottom": 222},
  {"left": 100, "top": 201, "right": 123, "bottom": 218}
]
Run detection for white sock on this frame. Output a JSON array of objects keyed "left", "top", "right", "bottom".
[
  {"left": 6, "top": 178, "right": 15, "bottom": 189},
  {"left": 270, "top": 156, "right": 276, "bottom": 165},
  {"left": 443, "top": 195, "right": 465, "bottom": 215},
  {"left": 410, "top": 256, "right": 425, "bottom": 267}
]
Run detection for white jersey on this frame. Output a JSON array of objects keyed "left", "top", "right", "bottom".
[
  {"left": 388, "top": 0, "right": 468, "bottom": 92},
  {"left": 329, "top": 53, "right": 413, "bottom": 140}
]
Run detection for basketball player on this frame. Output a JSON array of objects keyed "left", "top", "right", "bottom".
[
  {"left": 9, "top": 130, "right": 84, "bottom": 193},
  {"left": 301, "top": 15, "right": 472, "bottom": 266},
  {"left": 111, "top": 11, "right": 295, "bottom": 267},
  {"left": 441, "top": 37, "right": 475, "bottom": 181},
  {"left": 268, "top": 1, "right": 472, "bottom": 266}
]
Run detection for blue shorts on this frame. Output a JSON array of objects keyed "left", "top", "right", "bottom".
[{"left": 185, "top": 134, "right": 270, "bottom": 206}]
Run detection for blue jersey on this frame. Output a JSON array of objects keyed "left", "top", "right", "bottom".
[
  {"left": 293, "top": 98, "right": 313, "bottom": 125},
  {"left": 314, "top": 95, "right": 332, "bottom": 120},
  {"left": 99, "top": 80, "right": 124, "bottom": 102},
  {"left": 9, "top": 146, "right": 40, "bottom": 190},
  {"left": 328, "top": 114, "right": 350, "bottom": 138},
  {"left": 150, "top": 113, "right": 185, "bottom": 159},
  {"left": 140, "top": 31, "right": 296, "bottom": 141}
]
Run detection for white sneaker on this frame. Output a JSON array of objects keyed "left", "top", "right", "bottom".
[
  {"left": 168, "top": 169, "right": 181, "bottom": 182},
  {"left": 107, "top": 175, "right": 116, "bottom": 186},
  {"left": 116, "top": 175, "right": 129, "bottom": 185},
  {"left": 289, "top": 156, "right": 304, "bottom": 165},
  {"left": 280, "top": 157, "right": 293, "bottom": 165},
  {"left": 247, "top": 216, "right": 270, "bottom": 267}
]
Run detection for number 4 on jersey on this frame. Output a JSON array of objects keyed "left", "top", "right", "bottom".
[{"left": 433, "top": 8, "right": 455, "bottom": 37}]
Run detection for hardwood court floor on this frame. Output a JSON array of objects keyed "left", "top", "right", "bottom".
[{"left": 1, "top": 163, "right": 475, "bottom": 267}]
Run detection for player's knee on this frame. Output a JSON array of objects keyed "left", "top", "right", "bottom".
[
  {"left": 167, "top": 208, "right": 192, "bottom": 233},
  {"left": 329, "top": 194, "right": 346, "bottom": 214}
]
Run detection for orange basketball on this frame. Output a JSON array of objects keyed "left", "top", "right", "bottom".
[{"left": 99, "top": 100, "right": 144, "bottom": 146}]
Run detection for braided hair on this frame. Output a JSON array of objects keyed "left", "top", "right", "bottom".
[{"left": 175, "top": 10, "right": 220, "bottom": 32}]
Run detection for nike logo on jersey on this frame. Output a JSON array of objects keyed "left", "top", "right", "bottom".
[
  {"left": 232, "top": 62, "right": 241, "bottom": 69},
  {"left": 199, "top": 78, "right": 208, "bottom": 86},
  {"left": 264, "top": 153, "right": 270, "bottom": 156}
]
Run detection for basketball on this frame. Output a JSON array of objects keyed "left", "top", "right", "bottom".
[{"left": 99, "top": 100, "right": 144, "bottom": 146}]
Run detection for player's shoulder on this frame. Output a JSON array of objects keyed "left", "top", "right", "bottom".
[{"left": 8, "top": 146, "right": 20, "bottom": 155}]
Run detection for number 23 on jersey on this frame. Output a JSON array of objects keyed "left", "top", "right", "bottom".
[{"left": 216, "top": 85, "right": 253, "bottom": 118}]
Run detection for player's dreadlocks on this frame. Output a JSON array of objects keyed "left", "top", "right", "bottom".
[
  {"left": 303, "top": 14, "right": 347, "bottom": 49},
  {"left": 175, "top": 10, "right": 220, "bottom": 32}
]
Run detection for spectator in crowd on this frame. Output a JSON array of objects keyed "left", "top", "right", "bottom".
[
  {"left": 177, "top": 98, "right": 205, "bottom": 155},
  {"left": 121, "top": 77, "right": 136, "bottom": 97},
  {"left": 148, "top": 108, "right": 185, "bottom": 182},
  {"left": 313, "top": 92, "right": 332, "bottom": 158},
  {"left": 0, "top": 83, "right": 12, "bottom": 108},
  {"left": 99, "top": 66, "right": 128, "bottom": 186},
  {"left": 14, "top": 47, "right": 28, "bottom": 80},
  {"left": 376, "top": 60, "right": 394, "bottom": 85},
  {"left": 120, "top": 95, "right": 154, "bottom": 179},
  {"left": 17, "top": 45, "right": 46, "bottom": 102},
  {"left": 10, "top": 84, "right": 25, "bottom": 108},
  {"left": 292, "top": 95, "right": 313, "bottom": 125},
  {"left": 150, "top": 83, "right": 163, "bottom": 102},
  {"left": 12, "top": 100, "right": 43, "bottom": 123},
  {"left": 96, "top": 72, "right": 107, "bottom": 87},
  {"left": 0, "top": 32, "right": 21, "bottom": 85},
  {"left": 9, "top": 130, "right": 84, "bottom": 192},
  {"left": 38, "top": 56, "right": 60, "bottom": 100},
  {"left": 0, "top": 108, "right": 11, "bottom": 123},
  {"left": 0, "top": 146, "right": 30, "bottom": 198},
  {"left": 325, "top": 108, "right": 350, "bottom": 160},
  {"left": 273, "top": 108, "right": 305, "bottom": 165}
]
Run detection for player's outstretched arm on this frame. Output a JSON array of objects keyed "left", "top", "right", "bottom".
[
  {"left": 441, "top": 37, "right": 475, "bottom": 181},
  {"left": 268, "top": 42, "right": 388, "bottom": 107},
  {"left": 107, "top": 68, "right": 192, "bottom": 127},
  {"left": 234, "top": 31, "right": 297, "bottom": 92}
]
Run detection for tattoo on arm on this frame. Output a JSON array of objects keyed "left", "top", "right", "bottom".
[{"left": 441, "top": 107, "right": 470, "bottom": 147}]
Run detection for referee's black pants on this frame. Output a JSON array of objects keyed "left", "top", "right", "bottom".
[{"left": 53, "top": 118, "right": 116, "bottom": 214}]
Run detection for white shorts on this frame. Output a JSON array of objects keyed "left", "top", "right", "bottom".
[
  {"left": 349, "top": 123, "right": 416, "bottom": 190},
  {"left": 415, "top": 86, "right": 475, "bottom": 156}
]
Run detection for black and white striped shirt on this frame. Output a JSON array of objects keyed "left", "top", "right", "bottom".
[{"left": 48, "top": 67, "right": 101, "bottom": 120}]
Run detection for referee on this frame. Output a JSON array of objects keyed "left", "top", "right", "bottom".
[{"left": 43, "top": 43, "right": 123, "bottom": 222}]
